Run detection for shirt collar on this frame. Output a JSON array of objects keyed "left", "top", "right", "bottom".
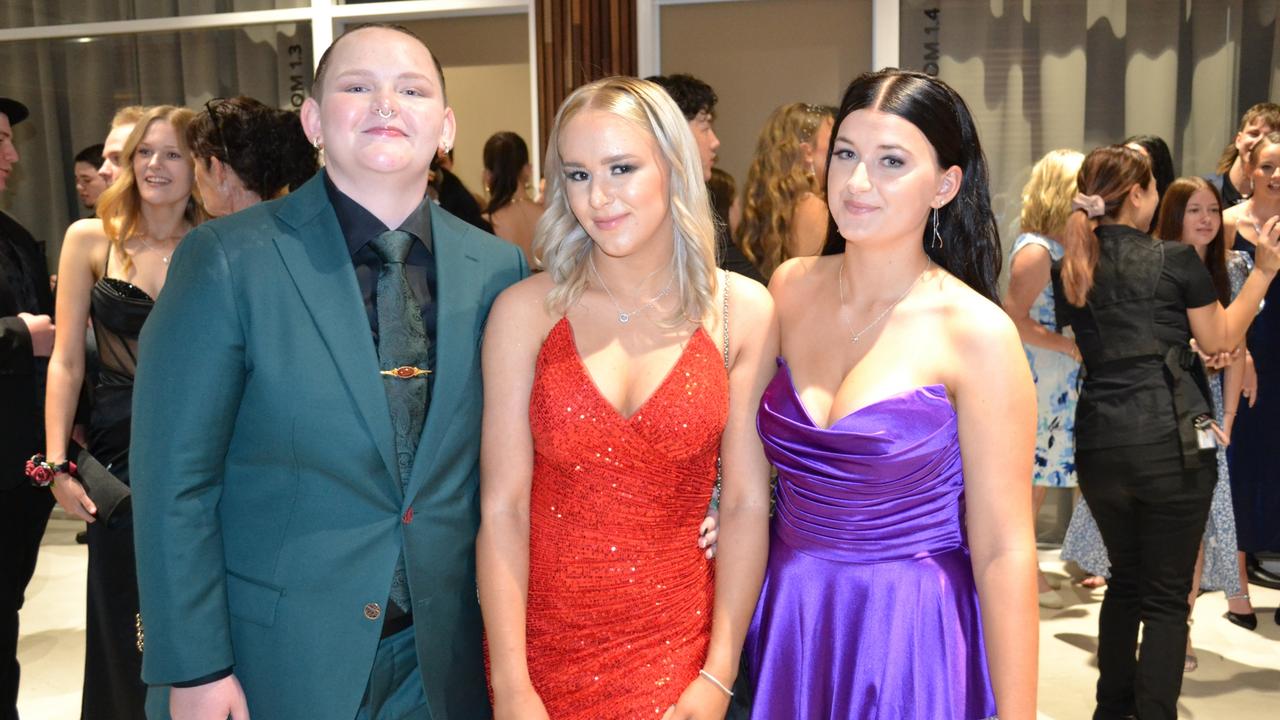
[{"left": 323, "top": 170, "right": 433, "bottom": 255}]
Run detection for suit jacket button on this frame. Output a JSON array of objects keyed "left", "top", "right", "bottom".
[{"left": 364, "top": 602, "right": 381, "bottom": 620}]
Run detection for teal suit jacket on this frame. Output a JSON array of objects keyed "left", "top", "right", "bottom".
[{"left": 132, "top": 174, "right": 526, "bottom": 719}]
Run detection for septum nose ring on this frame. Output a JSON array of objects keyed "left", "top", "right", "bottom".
[{"left": 375, "top": 107, "right": 394, "bottom": 119}]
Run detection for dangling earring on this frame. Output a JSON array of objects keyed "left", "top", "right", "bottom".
[
  {"left": 806, "top": 158, "right": 816, "bottom": 179},
  {"left": 930, "top": 206, "right": 943, "bottom": 249}
]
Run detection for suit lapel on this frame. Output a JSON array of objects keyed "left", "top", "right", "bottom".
[
  {"left": 271, "top": 177, "right": 399, "bottom": 485},
  {"left": 406, "top": 210, "right": 483, "bottom": 499}
]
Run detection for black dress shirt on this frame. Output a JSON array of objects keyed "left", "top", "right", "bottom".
[{"left": 324, "top": 172, "right": 437, "bottom": 356}]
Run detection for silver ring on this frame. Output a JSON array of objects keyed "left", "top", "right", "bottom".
[{"left": 375, "top": 107, "right": 393, "bottom": 119}]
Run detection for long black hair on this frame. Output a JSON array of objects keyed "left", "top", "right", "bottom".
[
  {"left": 1124, "top": 134, "right": 1175, "bottom": 231},
  {"left": 483, "top": 131, "right": 530, "bottom": 215},
  {"left": 821, "top": 69, "right": 1001, "bottom": 303}
]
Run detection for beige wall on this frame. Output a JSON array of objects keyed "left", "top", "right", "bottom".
[
  {"left": 403, "top": 13, "right": 533, "bottom": 202},
  {"left": 660, "top": 0, "right": 873, "bottom": 190}
]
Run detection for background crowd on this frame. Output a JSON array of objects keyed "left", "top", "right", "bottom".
[{"left": 1, "top": 22, "right": 1278, "bottom": 720}]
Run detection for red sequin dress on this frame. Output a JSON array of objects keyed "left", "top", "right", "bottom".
[{"left": 524, "top": 317, "right": 726, "bottom": 717}]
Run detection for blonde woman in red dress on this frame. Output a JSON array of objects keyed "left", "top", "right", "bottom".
[{"left": 478, "top": 76, "right": 776, "bottom": 720}]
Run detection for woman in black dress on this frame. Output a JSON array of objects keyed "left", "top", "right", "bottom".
[
  {"left": 1052, "top": 145, "right": 1280, "bottom": 720},
  {"left": 44, "top": 105, "right": 207, "bottom": 718}
]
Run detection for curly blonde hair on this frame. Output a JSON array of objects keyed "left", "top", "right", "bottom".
[
  {"left": 533, "top": 76, "right": 718, "bottom": 326},
  {"left": 1019, "top": 149, "right": 1083, "bottom": 238},
  {"left": 737, "top": 102, "right": 832, "bottom": 279},
  {"left": 96, "top": 105, "right": 208, "bottom": 273}
]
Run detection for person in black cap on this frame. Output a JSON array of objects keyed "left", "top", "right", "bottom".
[{"left": 0, "top": 95, "right": 57, "bottom": 720}]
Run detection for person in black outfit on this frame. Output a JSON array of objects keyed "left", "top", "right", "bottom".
[
  {"left": 1052, "top": 145, "right": 1280, "bottom": 720},
  {"left": 647, "top": 73, "right": 764, "bottom": 285},
  {"left": 0, "top": 96, "right": 56, "bottom": 720},
  {"left": 431, "top": 149, "right": 492, "bottom": 233}
]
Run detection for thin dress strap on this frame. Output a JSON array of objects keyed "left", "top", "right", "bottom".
[{"left": 720, "top": 269, "right": 730, "bottom": 370}]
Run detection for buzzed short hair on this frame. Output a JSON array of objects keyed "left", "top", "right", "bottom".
[{"left": 311, "top": 23, "right": 447, "bottom": 105}]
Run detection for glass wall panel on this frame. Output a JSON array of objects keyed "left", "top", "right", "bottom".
[
  {"left": 0, "top": 23, "right": 312, "bottom": 260},
  {"left": 400, "top": 13, "right": 533, "bottom": 204},
  {"left": 1, "top": 1, "right": 307, "bottom": 29},
  {"left": 660, "top": 0, "right": 873, "bottom": 191}
]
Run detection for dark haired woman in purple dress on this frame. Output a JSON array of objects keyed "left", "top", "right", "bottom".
[{"left": 744, "top": 69, "right": 1038, "bottom": 720}]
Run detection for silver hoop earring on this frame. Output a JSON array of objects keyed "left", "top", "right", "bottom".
[{"left": 931, "top": 206, "right": 943, "bottom": 250}]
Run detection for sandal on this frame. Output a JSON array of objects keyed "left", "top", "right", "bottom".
[{"left": 1184, "top": 619, "right": 1198, "bottom": 672}]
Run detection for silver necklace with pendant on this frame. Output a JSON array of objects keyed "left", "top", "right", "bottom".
[
  {"left": 589, "top": 254, "right": 674, "bottom": 324},
  {"left": 135, "top": 232, "right": 183, "bottom": 265},
  {"left": 838, "top": 259, "right": 930, "bottom": 343}
]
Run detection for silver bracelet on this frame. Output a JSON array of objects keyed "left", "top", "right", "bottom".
[{"left": 698, "top": 668, "right": 734, "bottom": 698}]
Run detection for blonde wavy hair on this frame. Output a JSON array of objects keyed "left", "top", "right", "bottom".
[
  {"left": 96, "top": 105, "right": 208, "bottom": 273},
  {"left": 737, "top": 102, "right": 833, "bottom": 279},
  {"left": 1019, "top": 149, "right": 1084, "bottom": 238},
  {"left": 533, "top": 76, "right": 718, "bottom": 326}
]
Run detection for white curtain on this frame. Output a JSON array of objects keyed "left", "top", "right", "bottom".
[{"left": 900, "top": 0, "right": 1280, "bottom": 257}]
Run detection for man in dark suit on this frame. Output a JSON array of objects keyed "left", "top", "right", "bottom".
[
  {"left": 0, "top": 96, "right": 56, "bottom": 720},
  {"left": 131, "top": 25, "right": 525, "bottom": 720}
]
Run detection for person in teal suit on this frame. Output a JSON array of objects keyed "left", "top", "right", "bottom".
[{"left": 130, "top": 24, "right": 527, "bottom": 720}]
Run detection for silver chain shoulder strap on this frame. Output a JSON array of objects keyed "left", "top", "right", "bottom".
[{"left": 712, "top": 271, "right": 731, "bottom": 509}]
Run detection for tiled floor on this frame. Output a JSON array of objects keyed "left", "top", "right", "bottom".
[{"left": 16, "top": 517, "right": 1280, "bottom": 719}]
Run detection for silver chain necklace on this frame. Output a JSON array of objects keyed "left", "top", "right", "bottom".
[
  {"left": 588, "top": 254, "right": 674, "bottom": 324},
  {"left": 134, "top": 232, "right": 183, "bottom": 265},
  {"left": 837, "top": 259, "right": 931, "bottom": 343}
]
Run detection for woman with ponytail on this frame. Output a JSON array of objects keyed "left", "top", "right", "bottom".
[
  {"left": 745, "top": 69, "right": 1037, "bottom": 720},
  {"left": 482, "top": 131, "right": 543, "bottom": 264},
  {"left": 1052, "top": 145, "right": 1280, "bottom": 720}
]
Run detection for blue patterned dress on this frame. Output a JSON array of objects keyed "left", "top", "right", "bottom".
[
  {"left": 1061, "top": 251, "right": 1249, "bottom": 594},
  {"left": 1011, "top": 233, "right": 1080, "bottom": 488}
]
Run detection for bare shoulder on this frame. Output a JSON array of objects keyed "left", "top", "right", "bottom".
[
  {"left": 769, "top": 255, "right": 835, "bottom": 307},
  {"left": 726, "top": 271, "right": 775, "bottom": 323},
  {"left": 1223, "top": 202, "right": 1249, "bottom": 225},
  {"left": 935, "top": 273, "right": 1021, "bottom": 354},
  {"left": 487, "top": 271, "right": 559, "bottom": 344},
  {"left": 62, "top": 218, "right": 107, "bottom": 248},
  {"left": 59, "top": 219, "right": 109, "bottom": 270}
]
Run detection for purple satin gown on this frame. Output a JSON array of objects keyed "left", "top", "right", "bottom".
[{"left": 745, "top": 360, "right": 997, "bottom": 719}]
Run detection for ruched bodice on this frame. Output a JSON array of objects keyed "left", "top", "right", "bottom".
[
  {"left": 761, "top": 361, "right": 965, "bottom": 563},
  {"left": 746, "top": 359, "right": 995, "bottom": 720},
  {"left": 90, "top": 276, "right": 152, "bottom": 388},
  {"left": 507, "top": 317, "right": 724, "bottom": 717}
]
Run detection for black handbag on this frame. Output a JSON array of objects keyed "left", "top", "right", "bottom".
[{"left": 68, "top": 439, "right": 131, "bottom": 528}]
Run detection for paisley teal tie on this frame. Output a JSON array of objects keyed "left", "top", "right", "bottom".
[{"left": 371, "top": 229, "right": 430, "bottom": 613}]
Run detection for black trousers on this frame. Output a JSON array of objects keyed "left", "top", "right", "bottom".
[
  {"left": 0, "top": 481, "right": 54, "bottom": 720},
  {"left": 1077, "top": 439, "right": 1215, "bottom": 720}
]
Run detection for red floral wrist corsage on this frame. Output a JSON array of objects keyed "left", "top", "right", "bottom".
[{"left": 25, "top": 454, "right": 76, "bottom": 487}]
